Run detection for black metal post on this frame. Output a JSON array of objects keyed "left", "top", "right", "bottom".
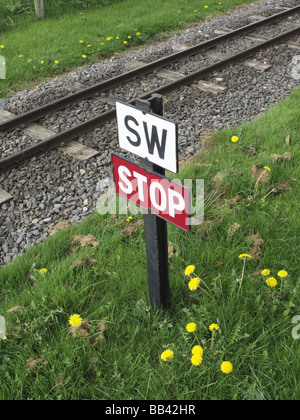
[{"left": 135, "top": 94, "right": 170, "bottom": 309}]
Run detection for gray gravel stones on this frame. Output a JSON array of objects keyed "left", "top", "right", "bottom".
[{"left": 0, "top": 0, "right": 300, "bottom": 266}]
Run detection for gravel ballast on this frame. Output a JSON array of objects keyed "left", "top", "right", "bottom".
[{"left": 0, "top": 0, "right": 300, "bottom": 266}]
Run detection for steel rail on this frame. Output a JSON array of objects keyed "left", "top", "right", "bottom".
[
  {"left": 1, "top": 24, "right": 299, "bottom": 173},
  {"left": 0, "top": 5, "right": 300, "bottom": 133}
]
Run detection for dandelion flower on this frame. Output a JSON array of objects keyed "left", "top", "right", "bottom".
[
  {"left": 161, "top": 349, "right": 174, "bottom": 361},
  {"left": 69, "top": 314, "right": 83, "bottom": 328},
  {"left": 209, "top": 324, "right": 219, "bottom": 332},
  {"left": 82, "top": 54, "right": 87, "bottom": 59},
  {"left": 192, "top": 345, "right": 203, "bottom": 356},
  {"left": 261, "top": 269, "right": 270, "bottom": 276},
  {"left": 264, "top": 166, "right": 271, "bottom": 172},
  {"left": 277, "top": 270, "right": 288, "bottom": 278},
  {"left": 18, "top": 55, "right": 23, "bottom": 58},
  {"left": 188, "top": 277, "right": 201, "bottom": 291},
  {"left": 185, "top": 265, "right": 195, "bottom": 276},
  {"left": 266, "top": 277, "right": 277, "bottom": 288},
  {"left": 231, "top": 136, "right": 239, "bottom": 143},
  {"left": 39, "top": 268, "right": 47, "bottom": 275},
  {"left": 123, "top": 41, "right": 128, "bottom": 44},
  {"left": 191, "top": 353, "right": 203, "bottom": 366},
  {"left": 40, "top": 60, "right": 44, "bottom": 64},
  {"left": 186, "top": 322, "right": 197, "bottom": 333},
  {"left": 126, "top": 216, "right": 133, "bottom": 222},
  {"left": 136, "top": 32, "right": 141, "bottom": 36},
  {"left": 0, "top": 45, "right": 4, "bottom": 49},
  {"left": 221, "top": 361, "right": 233, "bottom": 374},
  {"left": 238, "top": 253, "right": 252, "bottom": 260},
  {"left": 54, "top": 60, "right": 59, "bottom": 64},
  {"left": 79, "top": 40, "right": 84, "bottom": 43}
]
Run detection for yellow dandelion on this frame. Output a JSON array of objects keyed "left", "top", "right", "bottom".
[
  {"left": 221, "top": 361, "right": 233, "bottom": 374},
  {"left": 136, "top": 32, "right": 141, "bottom": 36},
  {"left": 40, "top": 60, "right": 44, "bottom": 64},
  {"left": 82, "top": 55, "right": 87, "bottom": 59},
  {"left": 264, "top": 166, "right": 271, "bottom": 172},
  {"left": 79, "top": 40, "right": 84, "bottom": 43},
  {"left": 192, "top": 345, "right": 203, "bottom": 356},
  {"left": 128, "top": 36, "right": 131, "bottom": 39},
  {"left": 126, "top": 216, "right": 133, "bottom": 222},
  {"left": 209, "top": 323, "right": 219, "bottom": 332},
  {"left": 18, "top": 55, "right": 23, "bottom": 58},
  {"left": 231, "top": 136, "right": 239, "bottom": 143},
  {"left": 54, "top": 60, "right": 59, "bottom": 64},
  {"left": 123, "top": 41, "right": 128, "bottom": 44},
  {"left": 261, "top": 269, "right": 270, "bottom": 276},
  {"left": 277, "top": 270, "right": 288, "bottom": 278},
  {"left": 0, "top": 45, "right": 4, "bottom": 48},
  {"left": 191, "top": 353, "right": 203, "bottom": 366},
  {"left": 266, "top": 277, "right": 277, "bottom": 288},
  {"left": 188, "top": 277, "right": 201, "bottom": 291},
  {"left": 39, "top": 268, "right": 47, "bottom": 275},
  {"left": 204, "top": 5, "right": 208, "bottom": 8},
  {"left": 185, "top": 265, "right": 196, "bottom": 276},
  {"left": 238, "top": 253, "right": 252, "bottom": 260},
  {"left": 186, "top": 322, "right": 197, "bottom": 333},
  {"left": 87, "top": 44, "right": 91, "bottom": 47},
  {"left": 161, "top": 349, "right": 174, "bottom": 361},
  {"left": 69, "top": 314, "right": 83, "bottom": 328}
]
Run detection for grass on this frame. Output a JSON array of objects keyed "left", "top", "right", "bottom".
[
  {"left": 0, "top": 0, "right": 257, "bottom": 98},
  {"left": 0, "top": 86, "right": 300, "bottom": 400}
]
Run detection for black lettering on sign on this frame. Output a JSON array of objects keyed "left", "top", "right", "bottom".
[
  {"left": 143, "top": 122, "right": 167, "bottom": 159},
  {"left": 124, "top": 115, "right": 141, "bottom": 147}
]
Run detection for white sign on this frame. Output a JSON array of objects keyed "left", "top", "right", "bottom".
[
  {"left": 0, "top": 56, "right": 5, "bottom": 80},
  {"left": 116, "top": 101, "right": 178, "bottom": 173},
  {"left": 0, "top": 316, "right": 5, "bottom": 339}
]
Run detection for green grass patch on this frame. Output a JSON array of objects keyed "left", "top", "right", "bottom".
[
  {"left": 1, "top": 87, "right": 300, "bottom": 400},
  {"left": 0, "top": 0, "right": 256, "bottom": 98}
]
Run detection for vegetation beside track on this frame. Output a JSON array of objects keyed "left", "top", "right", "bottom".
[
  {"left": 0, "top": 0, "right": 257, "bottom": 98},
  {"left": 0, "top": 87, "right": 299, "bottom": 400}
]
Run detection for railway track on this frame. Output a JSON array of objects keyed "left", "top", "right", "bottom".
[{"left": 0, "top": 4, "right": 300, "bottom": 174}]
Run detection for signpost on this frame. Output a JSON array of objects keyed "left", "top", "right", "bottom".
[
  {"left": 113, "top": 94, "right": 190, "bottom": 309},
  {"left": 34, "top": 0, "right": 45, "bottom": 19}
]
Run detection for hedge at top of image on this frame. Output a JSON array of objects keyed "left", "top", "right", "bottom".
[{"left": 0, "top": 0, "right": 120, "bottom": 33}]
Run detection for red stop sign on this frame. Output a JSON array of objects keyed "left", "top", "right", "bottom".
[{"left": 112, "top": 154, "right": 191, "bottom": 232}]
